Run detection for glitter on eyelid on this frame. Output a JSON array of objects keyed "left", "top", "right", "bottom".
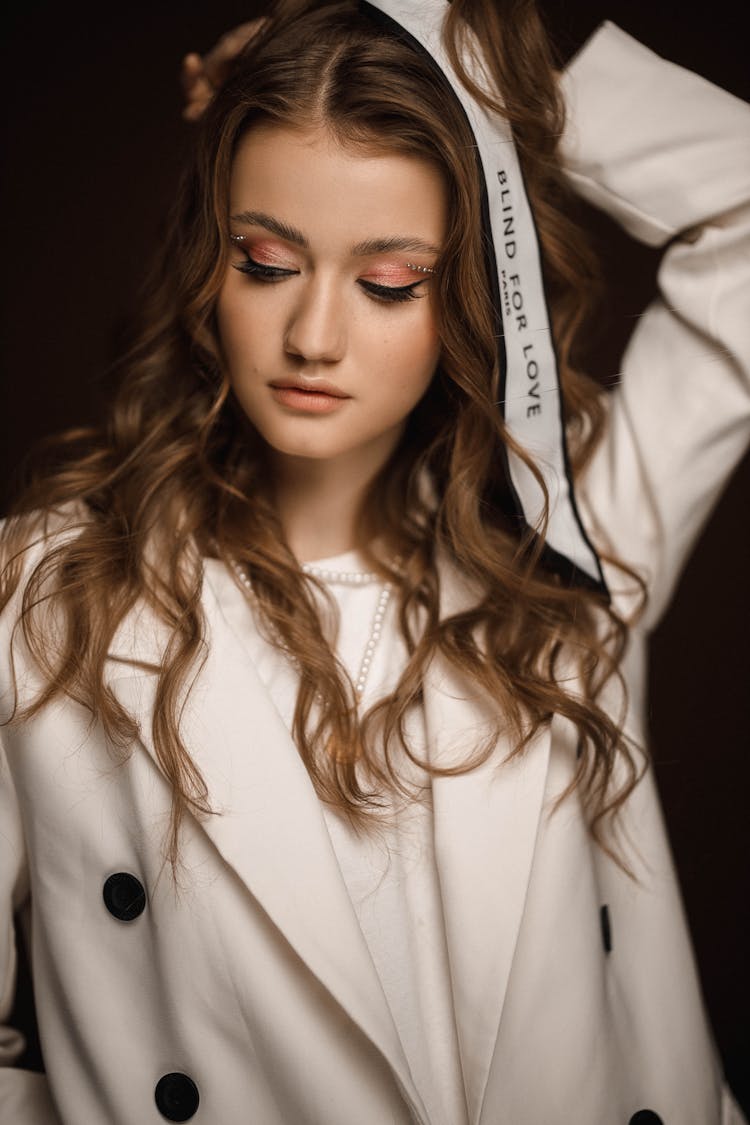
[
  {"left": 230, "top": 236, "right": 435, "bottom": 283},
  {"left": 231, "top": 235, "right": 298, "bottom": 268},
  {"left": 361, "top": 263, "right": 432, "bottom": 285}
]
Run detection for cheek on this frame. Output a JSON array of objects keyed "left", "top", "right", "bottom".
[
  {"left": 368, "top": 345, "right": 438, "bottom": 432},
  {"left": 216, "top": 287, "right": 242, "bottom": 362},
  {"left": 381, "top": 311, "right": 441, "bottom": 395},
  {"left": 216, "top": 285, "right": 267, "bottom": 376}
]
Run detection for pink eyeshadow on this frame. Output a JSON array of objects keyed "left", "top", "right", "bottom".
[
  {"left": 242, "top": 239, "right": 297, "bottom": 267},
  {"left": 361, "top": 263, "right": 422, "bottom": 285}
]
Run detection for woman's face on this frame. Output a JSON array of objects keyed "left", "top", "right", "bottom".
[{"left": 216, "top": 123, "right": 446, "bottom": 477}]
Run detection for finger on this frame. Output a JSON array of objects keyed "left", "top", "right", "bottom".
[
  {"left": 183, "top": 82, "right": 216, "bottom": 122},
  {"left": 181, "top": 78, "right": 217, "bottom": 122},
  {"left": 182, "top": 98, "right": 213, "bottom": 123},
  {"left": 221, "top": 18, "right": 268, "bottom": 51},
  {"left": 183, "top": 83, "right": 215, "bottom": 118},
  {"left": 180, "top": 52, "right": 205, "bottom": 96},
  {"left": 182, "top": 51, "right": 203, "bottom": 73},
  {"left": 203, "top": 18, "right": 268, "bottom": 85},
  {"left": 181, "top": 18, "right": 269, "bottom": 121}
]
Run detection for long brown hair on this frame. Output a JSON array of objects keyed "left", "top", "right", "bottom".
[{"left": 1, "top": 0, "right": 644, "bottom": 869}]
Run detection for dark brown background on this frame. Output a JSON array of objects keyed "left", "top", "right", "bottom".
[{"left": 1, "top": 0, "right": 748, "bottom": 1111}]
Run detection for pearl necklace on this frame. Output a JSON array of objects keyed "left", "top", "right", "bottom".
[
  {"left": 231, "top": 559, "right": 393, "bottom": 698},
  {"left": 301, "top": 560, "right": 379, "bottom": 586}
]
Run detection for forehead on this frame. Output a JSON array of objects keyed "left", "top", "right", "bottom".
[{"left": 228, "top": 124, "right": 447, "bottom": 253}]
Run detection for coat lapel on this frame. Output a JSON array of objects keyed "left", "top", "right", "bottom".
[
  {"left": 106, "top": 557, "right": 551, "bottom": 1125},
  {"left": 106, "top": 566, "right": 429, "bottom": 1125},
  {"left": 424, "top": 563, "right": 552, "bottom": 1125}
]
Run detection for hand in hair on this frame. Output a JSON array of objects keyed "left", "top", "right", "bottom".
[{"left": 180, "top": 20, "right": 267, "bottom": 121}]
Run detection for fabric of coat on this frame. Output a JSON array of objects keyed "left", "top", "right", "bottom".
[{"left": 1, "top": 22, "right": 749, "bottom": 1125}]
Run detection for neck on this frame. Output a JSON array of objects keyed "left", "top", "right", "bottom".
[{"left": 269, "top": 445, "right": 391, "bottom": 564}]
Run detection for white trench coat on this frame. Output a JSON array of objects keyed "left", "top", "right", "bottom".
[{"left": 1, "top": 22, "right": 749, "bottom": 1125}]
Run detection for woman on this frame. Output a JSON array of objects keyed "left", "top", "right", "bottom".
[{"left": 1, "top": 0, "right": 748, "bottom": 1122}]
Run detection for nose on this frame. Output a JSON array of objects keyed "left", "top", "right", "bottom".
[{"left": 284, "top": 277, "right": 346, "bottom": 364}]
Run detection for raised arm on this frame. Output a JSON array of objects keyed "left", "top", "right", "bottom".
[{"left": 560, "top": 22, "right": 750, "bottom": 626}]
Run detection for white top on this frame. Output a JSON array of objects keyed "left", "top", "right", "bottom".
[{"left": 208, "top": 550, "right": 470, "bottom": 1125}]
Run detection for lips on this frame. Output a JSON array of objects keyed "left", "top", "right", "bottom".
[
  {"left": 268, "top": 379, "right": 352, "bottom": 416},
  {"left": 269, "top": 378, "right": 350, "bottom": 399}
]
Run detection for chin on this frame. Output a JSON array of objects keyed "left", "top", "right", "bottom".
[{"left": 260, "top": 429, "right": 355, "bottom": 462}]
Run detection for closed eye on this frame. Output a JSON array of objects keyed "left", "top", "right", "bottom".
[
  {"left": 232, "top": 255, "right": 298, "bottom": 281},
  {"left": 231, "top": 253, "right": 427, "bottom": 303},
  {"left": 358, "top": 279, "right": 425, "bottom": 304}
]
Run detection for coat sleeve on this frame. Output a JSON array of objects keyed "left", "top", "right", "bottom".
[
  {"left": 0, "top": 517, "right": 64, "bottom": 1124},
  {"left": 0, "top": 728, "right": 61, "bottom": 1125},
  {"left": 560, "top": 22, "right": 750, "bottom": 627}
]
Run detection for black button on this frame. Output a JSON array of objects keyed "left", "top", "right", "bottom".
[
  {"left": 102, "top": 873, "right": 146, "bottom": 922},
  {"left": 155, "top": 1073, "right": 200, "bottom": 1121},
  {"left": 600, "top": 903, "right": 612, "bottom": 954},
  {"left": 629, "top": 1112, "right": 664, "bottom": 1125}
]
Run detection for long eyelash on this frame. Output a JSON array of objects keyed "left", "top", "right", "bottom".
[
  {"left": 231, "top": 252, "right": 425, "bottom": 301},
  {"left": 232, "top": 256, "right": 296, "bottom": 280},
  {"left": 358, "top": 279, "right": 423, "bottom": 303}
]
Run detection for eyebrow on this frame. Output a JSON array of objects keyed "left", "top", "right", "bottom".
[{"left": 229, "top": 209, "right": 440, "bottom": 257}]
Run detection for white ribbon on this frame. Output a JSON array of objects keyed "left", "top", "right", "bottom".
[{"left": 364, "top": 0, "right": 607, "bottom": 593}]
